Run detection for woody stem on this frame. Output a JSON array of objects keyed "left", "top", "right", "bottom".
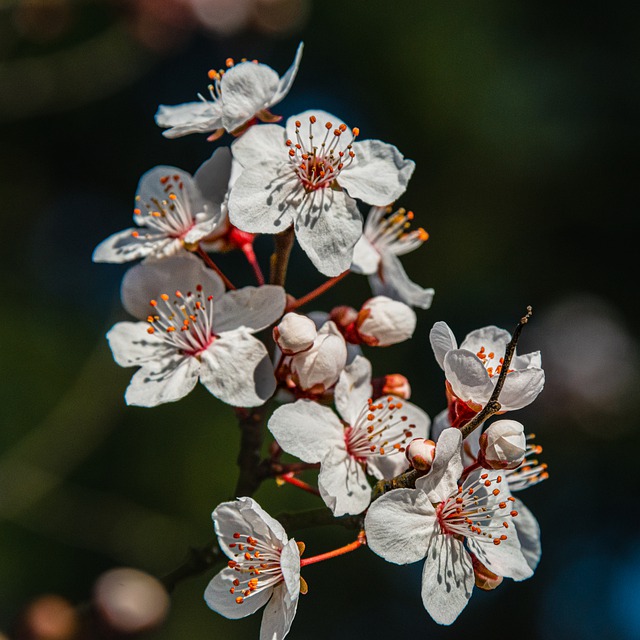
[{"left": 195, "top": 246, "right": 237, "bottom": 290}]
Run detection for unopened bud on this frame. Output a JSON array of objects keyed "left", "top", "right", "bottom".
[
  {"left": 93, "top": 568, "right": 170, "bottom": 635},
  {"left": 405, "top": 438, "right": 436, "bottom": 471},
  {"left": 16, "top": 595, "right": 78, "bottom": 640},
  {"left": 471, "top": 554, "right": 503, "bottom": 591},
  {"left": 373, "top": 373, "right": 411, "bottom": 399},
  {"left": 274, "top": 312, "right": 317, "bottom": 355},
  {"left": 356, "top": 297, "right": 416, "bottom": 347},
  {"left": 478, "top": 420, "right": 526, "bottom": 470}
]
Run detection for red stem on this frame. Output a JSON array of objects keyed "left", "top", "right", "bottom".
[
  {"left": 196, "top": 246, "right": 236, "bottom": 290},
  {"left": 459, "top": 461, "right": 482, "bottom": 483},
  {"left": 288, "top": 271, "right": 349, "bottom": 311},
  {"left": 278, "top": 472, "right": 320, "bottom": 496},
  {"left": 300, "top": 531, "right": 366, "bottom": 567},
  {"left": 241, "top": 243, "right": 265, "bottom": 286}
]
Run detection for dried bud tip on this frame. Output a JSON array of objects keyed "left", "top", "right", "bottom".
[
  {"left": 471, "top": 554, "right": 504, "bottom": 591},
  {"left": 405, "top": 438, "right": 436, "bottom": 471},
  {"left": 374, "top": 373, "right": 411, "bottom": 399}
]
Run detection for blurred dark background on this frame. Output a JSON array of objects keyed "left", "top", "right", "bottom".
[{"left": 1, "top": 1, "right": 638, "bottom": 639}]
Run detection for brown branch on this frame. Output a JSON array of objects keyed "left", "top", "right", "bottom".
[
  {"left": 459, "top": 306, "right": 533, "bottom": 439},
  {"left": 161, "top": 538, "right": 222, "bottom": 593},
  {"left": 195, "top": 245, "right": 236, "bottom": 290},
  {"left": 270, "top": 227, "right": 295, "bottom": 287},
  {"left": 234, "top": 405, "right": 271, "bottom": 497},
  {"left": 371, "top": 469, "right": 420, "bottom": 502}
]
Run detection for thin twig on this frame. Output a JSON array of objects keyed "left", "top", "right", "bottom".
[
  {"left": 270, "top": 227, "right": 295, "bottom": 287},
  {"left": 288, "top": 271, "right": 349, "bottom": 311},
  {"left": 161, "top": 539, "right": 222, "bottom": 593},
  {"left": 196, "top": 246, "right": 236, "bottom": 290}
]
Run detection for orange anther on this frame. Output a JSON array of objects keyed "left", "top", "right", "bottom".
[
  {"left": 169, "top": 193, "right": 177, "bottom": 200},
  {"left": 310, "top": 115, "right": 317, "bottom": 123},
  {"left": 339, "top": 123, "right": 347, "bottom": 131},
  {"left": 492, "top": 489, "right": 500, "bottom": 496},
  {"left": 295, "top": 120, "right": 301, "bottom": 128},
  {"left": 150, "top": 299, "right": 157, "bottom": 307},
  {"left": 235, "top": 596, "right": 244, "bottom": 604},
  {"left": 147, "top": 327, "right": 155, "bottom": 334},
  {"left": 133, "top": 208, "right": 141, "bottom": 215},
  {"left": 510, "top": 510, "right": 518, "bottom": 517},
  {"left": 226, "top": 58, "right": 234, "bottom": 67},
  {"left": 352, "top": 127, "right": 360, "bottom": 136},
  {"left": 160, "top": 294, "right": 169, "bottom": 301},
  {"left": 131, "top": 231, "right": 139, "bottom": 238}
]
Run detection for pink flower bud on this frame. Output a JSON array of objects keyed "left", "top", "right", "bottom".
[
  {"left": 372, "top": 373, "right": 412, "bottom": 399},
  {"left": 273, "top": 312, "right": 317, "bottom": 355},
  {"left": 478, "top": 419, "right": 526, "bottom": 470},
  {"left": 405, "top": 438, "right": 436, "bottom": 471},
  {"left": 356, "top": 296, "right": 416, "bottom": 346}
]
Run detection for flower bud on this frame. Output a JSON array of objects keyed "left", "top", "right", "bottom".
[
  {"left": 16, "top": 595, "right": 79, "bottom": 640},
  {"left": 290, "top": 321, "right": 347, "bottom": 392},
  {"left": 373, "top": 373, "right": 412, "bottom": 400},
  {"left": 471, "top": 554, "right": 503, "bottom": 591},
  {"left": 274, "top": 312, "right": 317, "bottom": 355},
  {"left": 478, "top": 419, "right": 526, "bottom": 470},
  {"left": 405, "top": 438, "right": 436, "bottom": 471},
  {"left": 356, "top": 296, "right": 416, "bottom": 346}
]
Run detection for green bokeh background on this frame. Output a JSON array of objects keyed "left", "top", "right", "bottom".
[{"left": 1, "top": 2, "right": 638, "bottom": 639}]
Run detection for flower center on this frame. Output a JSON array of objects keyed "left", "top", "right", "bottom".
[
  {"left": 146, "top": 285, "right": 217, "bottom": 356},
  {"left": 133, "top": 173, "right": 195, "bottom": 239},
  {"left": 366, "top": 206, "right": 429, "bottom": 255},
  {"left": 226, "top": 531, "right": 284, "bottom": 605},
  {"left": 475, "top": 346, "right": 512, "bottom": 378},
  {"left": 285, "top": 115, "right": 359, "bottom": 192},
  {"left": 436, "top": 472, "right": 518, "bottom": 546},
  {"left": 344, "top": 396, "right": 416, "bottom": 462},
  {"left": 505, "top": 434, "right": 549, "bottom": 491}
]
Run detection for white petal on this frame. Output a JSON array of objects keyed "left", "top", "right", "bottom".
[
  {"left": 415, "top": 428, "right": 463, "bottom": 503},
  {"left": 513, "top": 350, "right": 542, "bottom": 369},
  {"left": 155, "top": 101, "right": 222, "bottom": 138},
  {"left": 121, "top": 253, "right": 225, "bottom": 320},
  {"left": 334, "top": 355, "right": 373, "bottom": 425},
  {"left": 93, "top": 228, "right": 171, "bottom": 264},
  {"left": 467, "top": 526, "right": 533, "bottom": 582},
  {"left": 358, "top": 296, "right": 416, "bottom": 346},
  {"left": 194, "top": 146, "right": 233, "bottom": 210},
  {"left": 498, "top": 368, "right": 545, "bottom": 411},
  {"left": 267, "top": 400, "right": 343, "bottom": 463},
  {"left": 213, "top": 286, "right": 285, "bottom": 334},
  {"left": 279, "top": 539, "right": 302, "bottom": 601},
  {"left": 460, "top": 325, "right": 511, "bottom": 355},
  {"left": 213, "top": 497, "right": 288, "bottom": 552},
  {"left": 271, "top": 42, "right": 304, "bottom": 105},
  {"left": 370, "top": 252, "right": 434, "bottom": 310},
  {"left": 228, "top": 161, "right": 299, "bottom": 234},
  {"left": 421, "top": 534, "right": 474, "bottom": 625},
  {"left": 199, "top": 330, "right": 275, "bottom": 407},
  {"left": 231, "top": 123, "right": 286, "bottom": 169},
  {"left": 259, "top": 582, "right": 298, "bottom": 640},
  {"left": 125, "top": 355, "right": 200, "bottom": 407},
  {"left": 350, "top": 235, "right": 380, "bottom": 275},
  {"left": 365, "top": 488, "right": 436, "bottom": 564},
  {"left": 106, "top": 321, "right": 171, "bottom": 368},
  {"left": 318, "top": 449, "right": 371, "bottom": 516},
  {"left": 512, "top": 498, "right": 541, "bottom": 571},
  {"left": 429, "top": 321, "right": 457, "bottom": 370},
  {"left": 221, "top": 62, "right": 280, "bottom": 132},
  {"left": 205, "top": 569, "right": 273, "bottom": 620},
  {"left": 339, "top": 139, "right": 415, "bottom": 206},
  {"left": 293, "top": 188, "right": 363, "bottom": 277},
  {"left": 443, "top": 349, "right": 494, "bottom": 405}
]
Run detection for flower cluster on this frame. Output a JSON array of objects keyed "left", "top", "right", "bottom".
[{"left": 94, "top": 42, "right": 548, "bottom": 639}]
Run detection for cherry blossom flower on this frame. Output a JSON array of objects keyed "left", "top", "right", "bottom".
[
  {"left": 205, "top": 497, "right": 301, "bottom": 640},
  {"left": 107, "top": 254, "right": 285, "bottom": 407},
  {"left": 155, "top": 43, "right": 303, "bottom": 139},
  {"left": 268, "top": 356, "right": 430, "bottom": 516},
  {"left": 93, "top": 148, "right": 231, "bottom": 264},
  {"left": 365, "top": 428, "right": 533, "bottom": 625},
  {"left": 351, "top": 205, "right": 434, "bottom": 309},
  {"left": 228, "top": 111, "right": 415, "bottom": 276},
  {"left": 430, "top": 321, "right": 545, "bottom": 417}
]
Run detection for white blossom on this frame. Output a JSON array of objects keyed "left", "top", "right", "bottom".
[
  {"left": 268, "top": 356, "right": 430, "bottom": 516},
  {"left": 351, "top": 205, "right": 434, "bottom": 309},
  {"left": 156, "top": 43, "right": 303, "bottom": 139},
  {"left": 205, "top": 497, "right": 301, "bottom": 640},
  {"left": 108, "top": 254, "right": 285, "bottom": 408},
  {"left": 273, "top": 312, "right": 317, "bottom": 355},
  {"left": 355, "top": 296, "right": 416, "bottom": 347},
  {"left": 430, "top": 321, "right": 545, "bottom": 413},
  {"left": 228, "top": 111, "right": 415, "bottom": 276},
  {"left": 93, "top": 148, "right": 231, "bottom": 263},
  {"left": 365, "top": 428, "right": 533, "bottom": 625}
]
